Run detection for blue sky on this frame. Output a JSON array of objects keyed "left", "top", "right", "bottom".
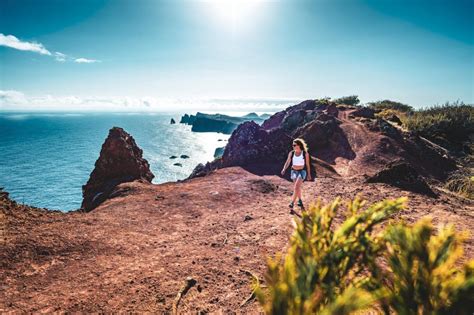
[{"left": 0, "top": 0, "right": 472, "bottom": 111}]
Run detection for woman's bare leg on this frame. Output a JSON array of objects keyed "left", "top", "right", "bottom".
[
  {"left": 291, "top": 179, "right": 299, "bottom": 204},
  {"left": 296, "top": 179, "right": 303, "bottom": 202}
]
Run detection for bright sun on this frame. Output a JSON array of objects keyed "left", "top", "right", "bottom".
[{"left": 209, "top": 0, "right": 264, "bottom": 30}]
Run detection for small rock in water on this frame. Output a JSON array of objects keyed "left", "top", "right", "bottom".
[
  {"left": 180, "top": 154, "right": 190, "bottom": 159},
  {"left": 170, "top": 118, "right": 176, "bottom": 124},
  {"left": 169, "top": 155, "right": 178, "bottom": 159},
  {"left": 173, "top": 163, "right": 183, "bottom": 167}
]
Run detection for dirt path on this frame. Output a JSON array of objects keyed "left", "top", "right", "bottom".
[{"left": 1, "top": 167, "right": 473, "bottom": 313}]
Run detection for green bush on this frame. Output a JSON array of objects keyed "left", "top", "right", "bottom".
[
  {"left": 445, "top": 170, "right": 474, "bottom": 200},
  {"left": 255, "top": 197, "right": 474, "bottom": 314},
  {"left": 403, "top": 101, "right": 474, "bottom": 153},
  {"left": 381, "top": 218, "right": 474, "bottom": 314},
  {"left": 334, "top": 95, "right": 360, "bottom": 106},
  {"left": 375, "top": 108, "right": 406, "bottom": 124},
  {"left": 368, "top": 100, "right": 414, "bottom": 113}
]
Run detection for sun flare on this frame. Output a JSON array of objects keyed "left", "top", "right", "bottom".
[{"left": 209, "top": 0, "right": 264, "bottom": 29}]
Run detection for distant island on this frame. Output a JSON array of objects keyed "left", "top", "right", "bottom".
[{"left": 179, "top": 112, "right": 270, "bottom": 134}]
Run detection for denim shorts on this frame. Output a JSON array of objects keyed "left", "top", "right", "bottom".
[{"left": 291, "top": 169, "right": 307, "bottom": 181}]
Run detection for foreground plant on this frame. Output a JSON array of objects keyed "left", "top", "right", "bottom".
[
  {"left": 255, "top": 197, "right": 406, "bottom": 314},
  {"left": 381, "top": 218, "right": 474, "bottom": 314},
  {"left": 255, "top": 197, "right": 474, "bottom": 314}
]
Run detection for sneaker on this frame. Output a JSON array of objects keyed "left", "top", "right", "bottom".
[
  {"left": 289, "top": 201, "right": 294, "bottom": 209},
  {"left": 298, "top": 199, "right": 304, "bottom": 208}
]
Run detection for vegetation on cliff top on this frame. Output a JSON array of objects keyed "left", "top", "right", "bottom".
[
  {"left": 333, "top": 96, "right": 473, "bottom": 199},
  {"left": 255, "top": 197, "right": 474, "bottom": 314},
  {"left": 403, "top": 101, "right": 473, "bottom": 153}
]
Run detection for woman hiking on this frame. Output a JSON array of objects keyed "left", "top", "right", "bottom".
[{"left": 281, "top": 138, "right": 311, "bottom": 212}]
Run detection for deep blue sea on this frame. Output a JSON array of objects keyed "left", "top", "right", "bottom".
[{"left": 0, "top": 112, "right": 232, "bottom": 211}]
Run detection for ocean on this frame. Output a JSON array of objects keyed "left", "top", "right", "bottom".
[{"left": 0, "top": 112, "right": 233, "bottom": 211}]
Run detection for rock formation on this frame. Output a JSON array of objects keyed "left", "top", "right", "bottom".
[
  {"left": 188, "top": 99, "right": 457, "bottom": 193},
  {"left": 170, "top": 118, "right": 176, "bottom": 124},
  {"left": 349, "top": 107, "right": 375, "bottom": 119},
  {"left": 366, "top": 160, "right": 437, "bottom": 197},
  {"left": 179, "top": 112, "right": 266, "bottom": 134},
  {"left": 81, "top": 127, "right": 154, "bottom": 211},
  {"left": 214, "top": 146, "right": 225, "bottom": 159}
]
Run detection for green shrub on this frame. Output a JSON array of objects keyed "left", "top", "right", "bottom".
[
  {"left": 255, "top": 197, "right": 405, "bottom": 314},
  {"left": 403, "top": 101, "right": 474, "bottom": 153},
  {"left": 445, "top": 170, "right": 474, "bottom": 199},
  {"left": 334, "top": 95, "right": 360, "bottom": 106},
  {"left": 375, "top": 108, "right": 406, "bottom": 124},
  {"left": 368, "top": 100, "right": 414, "bottom": 113},
  {"left": 381, "top": 218, "right": 474, "bottom": 314},
  {"left": 255, "top": 197, "right": 474, "bottom": 314}
]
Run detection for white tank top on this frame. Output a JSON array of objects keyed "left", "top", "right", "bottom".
[{"left": 292, "top": 151, "right": 305, "bottom": 166}]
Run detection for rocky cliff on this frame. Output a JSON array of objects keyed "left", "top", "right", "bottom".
[
  {"left": 1, "top": 100, "right": 471, "bottom": 313},
  {"left": 81, "top": 127, "right": 154, "bottom": 211},
  {"left": 190, "top": 99, "right": 457, "bottom": 196},
  {"left": 180, "top": 112, "right": 267, "bottom": 134}
]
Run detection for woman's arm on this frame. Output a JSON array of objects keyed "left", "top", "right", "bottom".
[
  {"left": 306, "top": 152, "right": 312, "bottom": 180},
  {"left": 281, "top": 152, "right": 292, "bottom": 175}
]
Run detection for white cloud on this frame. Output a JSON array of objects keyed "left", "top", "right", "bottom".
[
  {"left": 0, "top": 33, "right": 100, "bottom": 64},
  {"left": 0, "top": 33, "right": 51, "bottom": 55},
  {"left": 0, "top": 90, "right": 295, "bottom": 112},
  {"left": 74, "top": 58, "right": 101, "bottom": 63},
  {"left": 54, "top": 52, "right": 67, "bottom": 62}
]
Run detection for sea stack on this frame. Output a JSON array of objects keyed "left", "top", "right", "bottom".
[{"left": 81, "top": 127, "right": 154, "bottom": 211}]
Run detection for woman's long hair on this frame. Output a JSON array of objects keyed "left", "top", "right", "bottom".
[{"left": 293, "top": 138, "right": 308, "bottom": 152}]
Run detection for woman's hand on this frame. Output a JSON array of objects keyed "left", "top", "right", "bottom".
[
  {"left": 281, "top": 169, "right": 285, "bottom": 175},
  {"left": 307, "top": 174, "right": 312, "bottom": 181}
]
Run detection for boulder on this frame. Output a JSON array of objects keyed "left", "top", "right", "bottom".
[
  {"left": 366, "top": 161, "right": 437, "bottom": 197},
  {"left": 81, "top": 127, "right": 154, "bottom": 211},
  {"left": 386, "top": 114, "right": 402, "bottom": 125},
  {"left": 349, "top": 107, "right": 375, "bottom": 119},
  {"left": 170, "top": 118, "right": 176, "bottom": 124},
  {"left": 188, "top": 161, "right": 221, "bottom": 178}
]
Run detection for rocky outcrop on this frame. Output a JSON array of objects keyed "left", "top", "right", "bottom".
[
  {"left": 191, "top": 116, "right": 238, "bottom": 134},
  {"left": 188, "top": 161, "right": 222, "bottom": 178},
  {"left": 81, "top": 127, "right": 154, "bottom": 211},
  {"left": 349, "top": 107, "right": 375, "bottom": 119},
  {"left": 243, "top": 112, "right": 260, "bottom": 119},
  {"left": 188, "top": 100, "right": 343, "bottom": 179},
  {"left": 221, "top": 121, "right": 292, "bottom": 168},
  {"left": 180, "top": 114, "right": 195, "bottom": 124},
  {"left": 188, "top": 99, "right": 457, "bottom": 193},
  {"left": 170, "top": 118, "right": 176, "bottom": 124},
  {"left": 180, "top": 112, "right": 266, "bottom": 134},
  {"left": 214, "top": 147, "right": 225, "bottom": 159},
  {"left": 366, "top": 161, "right": 437, "bottom": 197}
]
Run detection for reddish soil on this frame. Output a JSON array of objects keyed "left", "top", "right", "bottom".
[{"left": 1, "top": 167, "right": 473, "bottom": 313}]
